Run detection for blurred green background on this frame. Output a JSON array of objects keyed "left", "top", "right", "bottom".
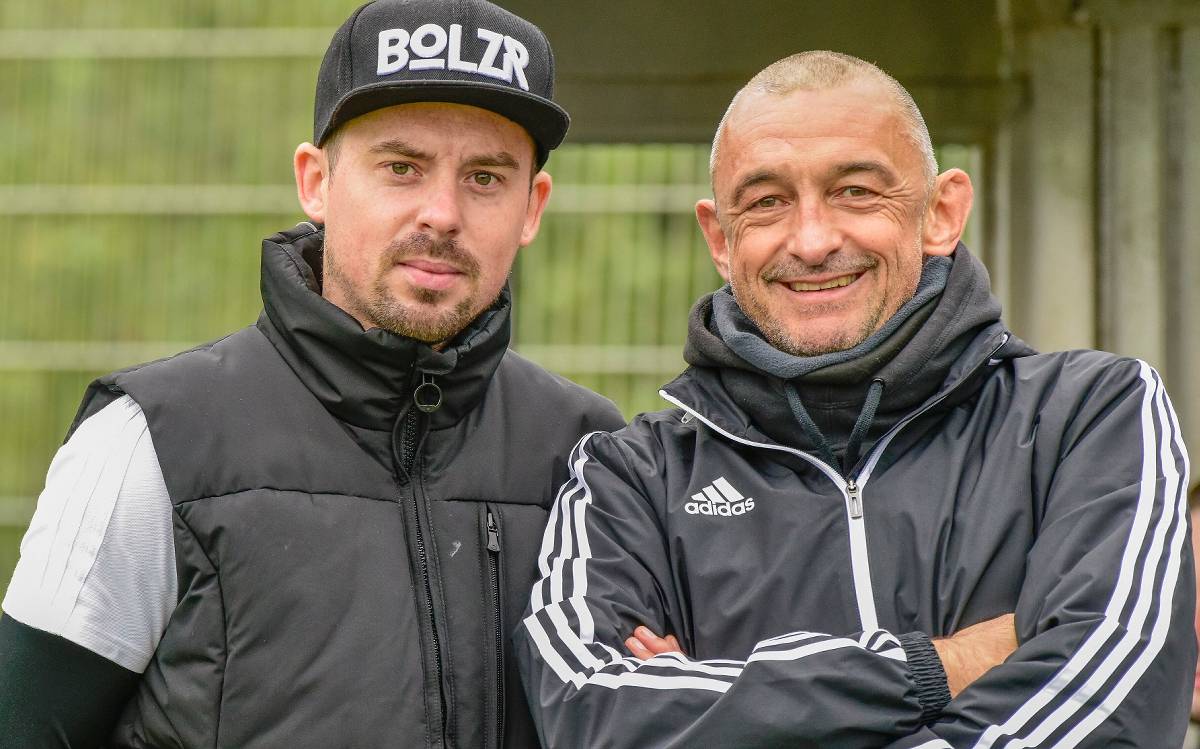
[
  {"left": 0, "top": 6, "right": 711, "bottom": 588},
  {"left": 4, "top": 0, "right": 1195, "bottom": 592},
  {"left": 0, "top": 2, "right": 979, "bottom": 589}
]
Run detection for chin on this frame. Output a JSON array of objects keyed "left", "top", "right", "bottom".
[
  {"left": 404, "top": 285, "right": 457, "bottom": 306},
  {"left": 778, "top": 322, "right": 868, "bottom": 356}
]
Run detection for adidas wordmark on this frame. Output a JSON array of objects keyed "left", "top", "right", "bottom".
[{"left": 684, "top": 476, "right": 755, "bottom": 517}]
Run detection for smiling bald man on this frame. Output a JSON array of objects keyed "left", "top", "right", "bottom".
[{"left": 515, "top": 51, "right": 1193, "bottom": 749}]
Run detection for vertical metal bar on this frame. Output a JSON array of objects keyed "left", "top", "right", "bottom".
[{"left": 984, "top": 131, "right": 1013, "bottom": 316}]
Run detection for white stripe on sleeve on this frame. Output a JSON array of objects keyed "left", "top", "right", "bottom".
[
  {"left": 523, "top": 432, "right": 907, "bottom": 696},
  {"left": 972, "top": 363, "right": 1188, "bottom": 749}
]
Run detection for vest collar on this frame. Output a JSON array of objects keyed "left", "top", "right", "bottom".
[{"left": 255, "top": 223, "right": 510, "bottom": 431}]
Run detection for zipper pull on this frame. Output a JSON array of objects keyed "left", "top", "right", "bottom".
[
  {"left": 486, "top": 510, "right": 500, "bottom": 552},
  {"left": 413, "top": 372, "right": 442, "bottom": 413},
  {"left": 846, "top": 480, "right": 863, "bottom": 519}
]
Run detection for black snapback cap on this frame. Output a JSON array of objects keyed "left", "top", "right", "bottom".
[{"left": 314, "top": 0, "right": 569, "bottom": 167}]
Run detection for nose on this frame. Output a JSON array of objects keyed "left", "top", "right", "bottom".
[
  {"left": 787, "top": 195, "right": 843, "bottom": 266},
  {"left": 414, "top": 173, "right": 463, "bottom": 237}
]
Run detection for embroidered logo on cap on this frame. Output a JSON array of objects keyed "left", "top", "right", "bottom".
[{"left": 377, "top": 23, "right": 531, "bottom": 91}]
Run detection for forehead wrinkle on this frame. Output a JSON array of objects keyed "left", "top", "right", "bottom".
[{"left": 714, "top": 76, "right": 929, "bottom": 177}]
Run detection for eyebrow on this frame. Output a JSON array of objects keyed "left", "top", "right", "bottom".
[
  {"left": 367, "top": 141, "right": 520, "bottom": 172},
  {"left": 829, "top": 160, "right": 900, "bottom": 185},
  {"left": 368, "top": 139, "right": 432, "bottom": 160},
  {"left": 728, "top": 159, "right": 904, "bottom": 205},
  {"left": 730, "top": 169, "right": 784, "bottom": 207},
  {"left": 464, "top": 151, "right": 521, "bottom": 171}
]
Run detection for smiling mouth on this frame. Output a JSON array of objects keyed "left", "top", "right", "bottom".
[{"left": 786, "top": 273, "right": 860, "bottom": 292}]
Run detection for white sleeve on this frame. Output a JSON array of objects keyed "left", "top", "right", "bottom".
[{"left": 2, "top": 395, "right": 177, "bottom": 673}]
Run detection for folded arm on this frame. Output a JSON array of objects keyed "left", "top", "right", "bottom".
[
  {"left": 885, "top": 359, "right": 1194, "bottom": 748},
  {"left": 516, "top": 431, "right": 952, "bottom": 749},
  {"left": 631, "top": 614, "right": 1016, "bottom": 700}
]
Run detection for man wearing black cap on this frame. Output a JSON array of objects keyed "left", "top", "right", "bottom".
[{"left": 0, "top": 1, "right": 623, "bottom": 747}]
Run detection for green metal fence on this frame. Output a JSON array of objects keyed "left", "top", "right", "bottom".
[{"left": 0, "top": 4, "right": 722, "bottom": 592}]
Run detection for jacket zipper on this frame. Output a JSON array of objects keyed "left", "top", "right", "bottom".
[
  {"left": 846, "top": 480, "right": 863, "bottom": 519},
  {"left": 659, "top": 333, "right": 1010, "bottom": 634},
  {"left": 485, "top": 507, "right": 505, "bottom": 749},
  {"left": 395, "top": 378, "right": 447, "bottom": 745},
  {"left": 840, "top": 477, "right": 877, "bottom": 628},
  {"left": 663, "top": 391, "right": 878, "bottom": 628}
]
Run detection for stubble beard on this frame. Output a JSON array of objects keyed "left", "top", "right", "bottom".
[
  {"left": 731, "top": 238, "right": 924, "bottom": 358},
  {"left": 325, "top": 233, "right": 484, "bottom": 344},
  {"left": 734, "top": 267, "right": 885, "bottom": 357}
]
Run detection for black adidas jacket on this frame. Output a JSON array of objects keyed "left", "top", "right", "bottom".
[
  {"left": 515, "top": 247, "right": 1194, "bottom": 748},
  {"left": 0, "top": 223, "right": 624, "bottom": 748}
]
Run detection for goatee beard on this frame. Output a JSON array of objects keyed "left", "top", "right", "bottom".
[{"left": 325, "top": 233, "right": 484, "bottom": 344}]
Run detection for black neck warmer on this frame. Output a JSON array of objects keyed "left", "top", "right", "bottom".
[
  {"left": 710, "top": 258, "right": 949, "bottom": 471},
  {"left": 712, "top": 256, "right": 952, "bottom": 381},
  {"left": 682, "top": 244, "right": 1006, "bottom": 474}
]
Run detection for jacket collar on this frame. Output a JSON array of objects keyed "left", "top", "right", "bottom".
[
  {"left": 254, "top": 223, "right": 510, "bottom": 431},
  {"left": 663, "top": 245, "right": 1036, "bottom": 456}
]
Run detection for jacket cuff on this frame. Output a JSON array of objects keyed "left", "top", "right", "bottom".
[{"left": 898, "top": 631, "right": 951, "bottom": 724}]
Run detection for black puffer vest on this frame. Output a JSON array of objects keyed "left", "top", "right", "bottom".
[{"left": 70, "top": 223, "right": 624, "bottom": 748}]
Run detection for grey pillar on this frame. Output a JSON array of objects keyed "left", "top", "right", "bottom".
[
  {"left": 1001, "top": 2, "right": 1200, "bottom": 468},
  {"left": 1173, "top": 28, "right": 1200, "bottom": 469},
  {"left": 1002, "top": 27, "right": 1097, "bottom": 352}
]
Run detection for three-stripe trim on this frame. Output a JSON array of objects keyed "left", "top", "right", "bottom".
[
  {"left": 526, "top": 360, "right": 1188, "bottom": 745},
  {"left": 972, "top": 362, "right": 1190, "bottom": 748},
  {"left": 523, "top": 433, "right": 907, "bottom": 697}
]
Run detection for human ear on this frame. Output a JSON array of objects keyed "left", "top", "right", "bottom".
[
  {"left": 294, "top": 143, "right": 329, "bottom": 224},
  {"left": 696, "top": 199, "right": 732, "bottom": 281},
  {"left": 518, "top": 170, "right": 553, "bottom": 247},
  {"left": 922, "top": 168, "right": 974, "bottom": 257}
]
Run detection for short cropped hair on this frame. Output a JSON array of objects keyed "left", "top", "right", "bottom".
[
  {"left": 322, "top": 126, "right": 346, "bottom": 177},
  {"left": 709, "top": 51, "right": 937, "bottom": 192}
]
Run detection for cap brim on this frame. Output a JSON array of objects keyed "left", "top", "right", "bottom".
[{"left": 317, "top": 79, "right": 570, "bottom": 163}]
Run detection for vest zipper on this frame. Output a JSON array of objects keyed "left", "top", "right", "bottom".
[
  {"left": 394, "top": 385, "right": 448, "bottom": 746},
  {"left": 485, "top": 507, "right": 505, "bottom": 749}
]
